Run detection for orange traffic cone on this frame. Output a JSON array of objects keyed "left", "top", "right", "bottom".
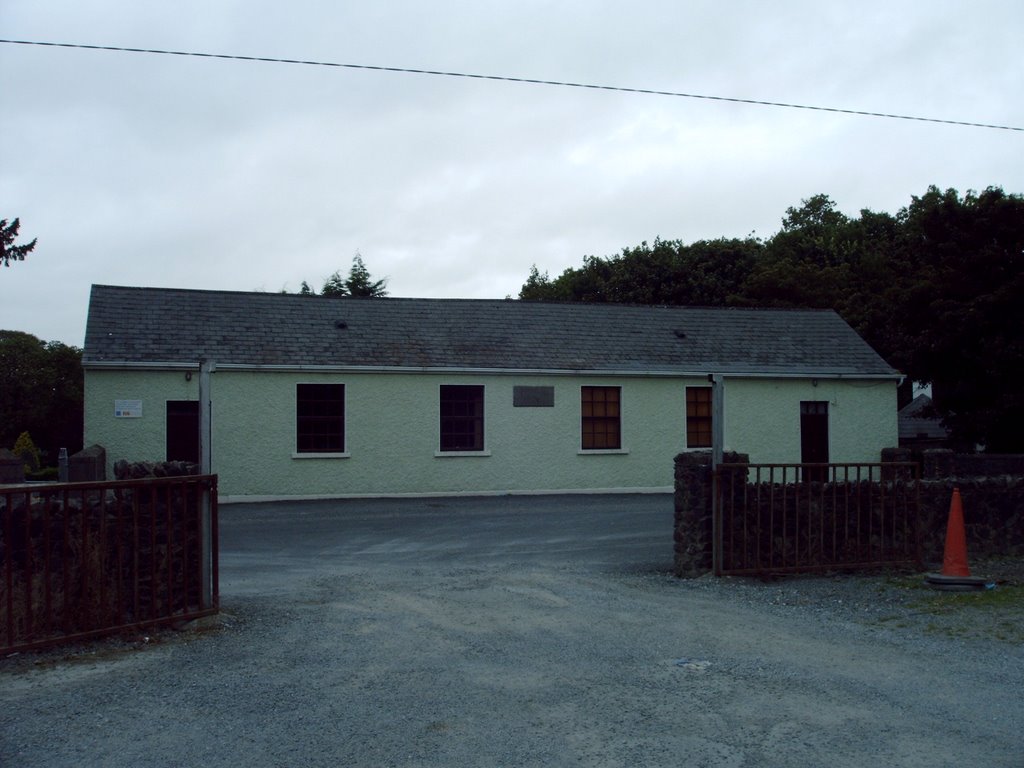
[
  {"left": 925, "top": 488, "right": 989, "bottom": 591},
  {"left": 941, "top": 488, "right": 971, "bottom": 577}
]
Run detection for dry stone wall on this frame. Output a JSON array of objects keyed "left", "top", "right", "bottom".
[{"left": 674, "top": 449, "right": 1024, "bottom": 577}]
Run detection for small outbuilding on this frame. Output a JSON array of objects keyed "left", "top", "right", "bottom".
[
  {"left": 82, "top": 284, "right": 900, "bottom": 500},
  {"left": 898, "top": 394, "right": 950, "bottom": 450}
]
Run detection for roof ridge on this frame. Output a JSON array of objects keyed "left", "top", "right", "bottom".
[{"left": 90, "top": 284, "right": 840, "bottom": 313}]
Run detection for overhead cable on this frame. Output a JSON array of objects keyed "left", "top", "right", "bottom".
[{"left": 1, "top": 38, "right": 1020, "bottom": 132}]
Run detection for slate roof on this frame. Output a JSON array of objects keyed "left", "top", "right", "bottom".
[
  {"left": 83, "top": 284, "right": 900, "bottom": 378},
  {"left": 898, "top": 394, "right": 950, "bottom": 441}
]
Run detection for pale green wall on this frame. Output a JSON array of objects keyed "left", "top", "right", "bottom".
[
  {"left": 83, "top": 369, "right": 897, "bottom": 498},
  {"left": 84, "top": 369, "right": 199, "bottom": 468},
  {"left": 205, "top": 371, "right": 693, "bottom": 497},
  {"left": 724, "top": 377, "right": 898, "bottom": 463}
]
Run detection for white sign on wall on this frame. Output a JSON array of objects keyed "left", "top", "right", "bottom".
[{"left": 114, "top": 399, "right": 143, "bottom": 418}]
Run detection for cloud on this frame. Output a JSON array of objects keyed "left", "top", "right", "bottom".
[{"left": 1, "top": 0, "right": 1021, "bottom": 344}]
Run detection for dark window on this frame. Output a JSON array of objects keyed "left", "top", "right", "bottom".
[
  {"left": 581, "top": 386, "right": 621, "bottom": 450},
  {"left": 686, "top": 387, "right": 713, "bottom": 448},
  {"left": 440, "top": 385, "right": 484, "bottom": 451},
  {"left": 296, "top": 384, "right": 345, "bottom": 453},
  {"left": 166, "top": 400, "right": 199, "bottom": 464}
]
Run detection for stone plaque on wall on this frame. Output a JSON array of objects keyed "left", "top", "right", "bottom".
[{"left": 513, "top": 386, "right": 555, "bottom": 407}]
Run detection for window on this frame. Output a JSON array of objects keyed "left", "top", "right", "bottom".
[
  {"left": 296, "top": 384, "right": 345, "bottom": 453},
  {"left": 440, "top": 385, "right": 484, "bottom": 451},
  {"left": 581, "top": 386, "right": 621, "bottom": 450},
  {"left": 686, "top": 387, "right": 713, "bottom": 448}
]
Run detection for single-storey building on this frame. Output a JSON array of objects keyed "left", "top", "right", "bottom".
[
  {"left": 82, "top": 284, "right": 900, "bottom": 500},
  {"left": 898, "top": 394, "right": 949, "bottom": 450}
]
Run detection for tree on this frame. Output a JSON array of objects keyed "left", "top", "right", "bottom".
[
  {"left": 519, "top": 238, "right": 761, "bottom": 305},
  {"left": 343, "top": 254, "right": 389, "bottom": 297},
  {"left": 300, "top": 254, "right": 389, "bottom": 298},
  {"left": 320, "top": 271, "right": 348, "bottom": 297},
  {"left": 892, "top": 186, "right": 1024, "bottom": 450},
  {"left": 1, "top": 217, "right": 36, "bottom": 268},
  {"left": 741, "top": 194, "right": 861, "bottom": 308},
  {"left": 0, "top": 331, "right": 83, "bottom": 465},
  {"left": 519, "top": 265, "right": 559, "bottom": 301},
  {"left": 740, "top": 197, "right": 905, "bottom": 343},
  {"left": 516, "top": 184, "right": 1024, "bottom": 451}
]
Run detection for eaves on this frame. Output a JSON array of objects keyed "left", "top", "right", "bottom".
[{"left": 82, "top": 360, "right": 902, "bottom": 381}]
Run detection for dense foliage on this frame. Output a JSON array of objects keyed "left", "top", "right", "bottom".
[
  {"left": 1, "top": 217, "right": 36, "bottom": 268},
  {"left": 520, "top": 186, "right": 1024, "bottom": 451},
  {"left": 0, "top": 331, "right": 83, "bottom": 466},
  {"left": 297, "top": 254, "right": 389, "bottom": 297},
  {"left": 12, "top": 430, "right": 41, "bottom": 473}
]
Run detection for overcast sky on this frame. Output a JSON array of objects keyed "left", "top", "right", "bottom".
[{"left": 2, "top": 1, "right": 1021, "bottom": 346}]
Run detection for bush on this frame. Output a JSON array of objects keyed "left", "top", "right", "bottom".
[
  {"left": 26, "top": 467, "right": 59, "bottom": 481},
  {"left": 12, "top": 431, "right": 40, "bottom": 474}
]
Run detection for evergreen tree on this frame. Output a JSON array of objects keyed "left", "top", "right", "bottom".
[{"left": 1, "top": 217, "right": 37, "bottom": 268}]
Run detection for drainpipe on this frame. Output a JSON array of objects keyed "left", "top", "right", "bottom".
[
  {"left": 198, "top": 359, "right": 215, "bottom": 608},
  {"left": 709, "top": 373, "right": 724, "bottom": 469},
  {"left": 198, "top": 359, "right": 215, "bottom": 475}
]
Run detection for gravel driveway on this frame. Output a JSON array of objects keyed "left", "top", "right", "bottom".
[{"left": 2, "top": 494, "right": 1021, "bottom": 767}]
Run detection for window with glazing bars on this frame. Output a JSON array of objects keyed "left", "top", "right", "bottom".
[
  {"left": 581, "top": 386, "right": 621, "bottom": 449},
  {"left": 296, "top": 383, "right": 345, "bottom": 453},
  {"left": 686, "top": 387, "right": 713, "bottom": 448},
  {"left": 440, "top": 385, "right": 484, "bottom": 451}
]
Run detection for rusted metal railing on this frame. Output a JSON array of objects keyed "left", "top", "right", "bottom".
[
  {"left": 1, "top": 475, "right": 218, "bottom": 654},
  {"left": 713, "top": 463, "right": 920, "bottom": 576}
]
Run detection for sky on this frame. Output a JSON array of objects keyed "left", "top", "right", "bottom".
[{"left": 1, "top": 1, "right": 1022, "bottom": 347}]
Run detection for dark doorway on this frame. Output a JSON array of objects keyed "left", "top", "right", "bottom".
[
  {"left": 166, "top": 400, "right": 200, "bottom": 464},
  {"left": 800, "top": 401, "right": 829, "bottom": 481}
]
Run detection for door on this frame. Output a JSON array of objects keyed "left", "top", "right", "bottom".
[
  {"left": 800, "top": 401, "right": 829, "bottom": 481},
  {"left": 166, "top": 400, "right": 200, "bottom": 464}
]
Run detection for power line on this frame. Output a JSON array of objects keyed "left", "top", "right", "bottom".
[{"left": 2, "top": 38, "right": 1021, "bottom": 133}]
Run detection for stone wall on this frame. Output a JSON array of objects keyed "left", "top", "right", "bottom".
[
  {"left": 673, "top": 452, "right": 714, "bottom": 577},
  {"left": 914, "top": 449, "right": 1024, "bottom": 563},
  {"left": 673, "top": 451, "right": 748, "bottom": 577},
  {"left": 113, "top": 459, "right": 200, "bottom": 479},
  {"left": 0, "top": 448, "right": 24, "bottom": 484},
  {"left": 921, "top": 449, "right": 1024, "bottom": 480},
  {"left": 68, "top": 445, "right": 106, "bottom": 482},
  {"left": 674, "top": 449, "right": 1024, "bottom": 577},
  {"left": 918, "top": 477, "right": 1024, "bottom": 563},
  {"left": 0, "top": 445, "right": 109, "bottom": 484}
]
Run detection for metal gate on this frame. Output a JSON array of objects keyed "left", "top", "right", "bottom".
[
  {"left": 1, "top": 475, "right": 218, "bottom": 654},
  {"left": 713, "top": 463, "right": 920, "bottom": 576}
]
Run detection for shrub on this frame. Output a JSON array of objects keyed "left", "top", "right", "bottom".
[
  {"left": 26, "top": 467, "right": 59, "bottom": 481},
  {"left": 12, "top": 431, "right": 41, "bottom": 474}
]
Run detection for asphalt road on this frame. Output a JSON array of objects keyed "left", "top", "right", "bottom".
[
  {"left": 219, "top": 494, "right": 674, "bottom": 590},
  {"left": 2, "top": 493, "right": 1021, "bottom": 767}
]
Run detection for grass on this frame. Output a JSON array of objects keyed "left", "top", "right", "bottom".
[{"left": 876, "top": 568, "right": 1024, "bottom": 643}]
